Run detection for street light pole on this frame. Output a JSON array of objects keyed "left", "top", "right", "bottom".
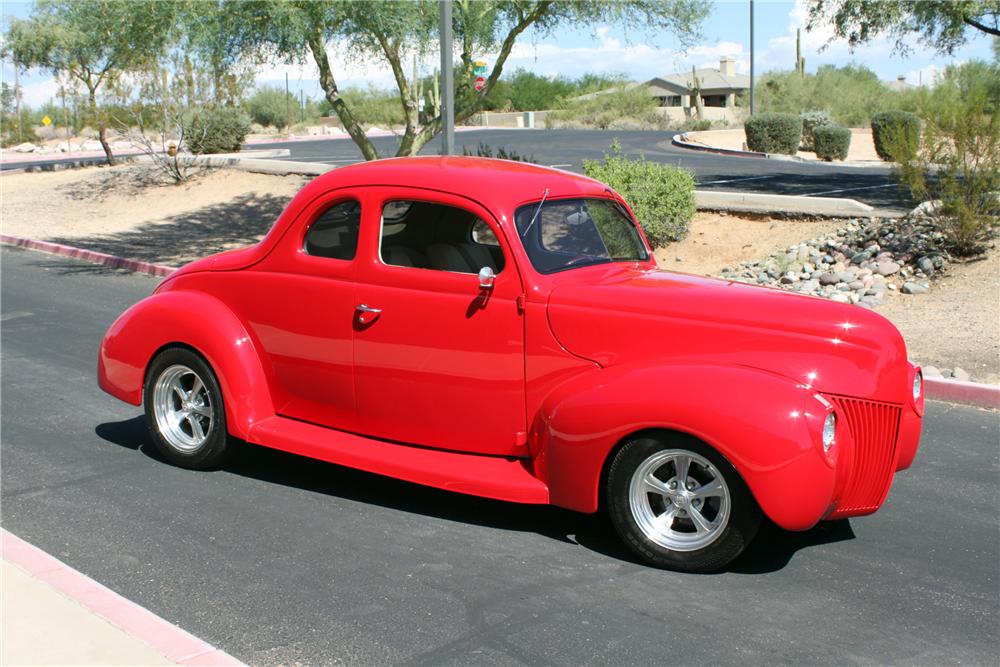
[
  {"left": 439, "top": 0, "right": 455, "bottom": 156},
  {"left": 749, "top": 0, "right": 755, "bottom": 116}
]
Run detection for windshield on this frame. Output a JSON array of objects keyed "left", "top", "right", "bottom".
[{"left": 514, "top": 197, "right": 649, "bottom": 274}]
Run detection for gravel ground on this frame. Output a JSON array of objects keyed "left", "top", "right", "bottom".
[{"left": 2, "top": 163, "right": 995, "bottom": 379}]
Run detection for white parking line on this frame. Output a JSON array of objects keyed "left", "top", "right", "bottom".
[
  {"left": 548, "top": 163, "right": 572, "bottom": 168},
  {"left": 698, "top": 175, "right": 776, "bottom": 185},
  {"left": 803, "top": 183, "right": 895, "bottom": 197}
]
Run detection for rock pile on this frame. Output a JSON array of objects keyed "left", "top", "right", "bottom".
[{"left": 718, "top": 210, "right": 950, "bottom": 308}]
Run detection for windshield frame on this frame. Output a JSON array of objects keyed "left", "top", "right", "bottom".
[{"left": 513, "top": 196, "right": 651, "bottom": 275}]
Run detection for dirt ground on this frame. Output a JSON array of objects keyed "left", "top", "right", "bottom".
[
  {"left": 2, "top": 163, "right": 996, "bottom": 379},
  {"left": 685, "top": 128, "right": 881, "bottom": 163}
]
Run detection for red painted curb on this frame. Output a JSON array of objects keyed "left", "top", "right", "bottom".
[
  {"left": 925, "top": 376, "right": 1000, "bottom": 410},
  {"left": 0, "top": 234, "right": 176, "bottom": 278},
  {"left": 2, "top": 529, "right": 244, "bottom": 666}
]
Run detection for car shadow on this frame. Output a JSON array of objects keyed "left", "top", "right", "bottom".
[{"left": 96, "top": 415, "right": 855, "bottom": 574}]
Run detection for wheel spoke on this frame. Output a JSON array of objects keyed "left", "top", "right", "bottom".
[
  {"left": 674, "top": 454, "right": 691, "bottom": 486},
  {"left": 691, "top": 478, "right": 722, "bottom": 499},
  {"left": 656, "top": 507, "right": 679, "bottom": 531},
  {"left": 190, "top": 404, "right": 212, "bottom": 417},
  {"left": 190, "top": 375, "right": 205, "bottom": 401},
  {"left": 187, "top": 414, "right": 206, "bottom": 441},
  {"left": 171, "top": 383, "right": 187, "bottom": 404},
  {"left": 643, "top": 473, "right": 673, "bottom": 497},
  {"left": 688, "top": 506, "right": 712, "bottom": 534}
]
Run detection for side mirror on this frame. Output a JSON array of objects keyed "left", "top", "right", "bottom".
[{"left": 478, "top": 266, "right": 495, "bottom": 290}]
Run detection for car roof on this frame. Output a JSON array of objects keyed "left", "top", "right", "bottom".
[{"left": 310, "top": 156, "right": 611, "bottom": 211}]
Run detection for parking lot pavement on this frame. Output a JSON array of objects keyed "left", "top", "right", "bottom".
[{"left": 2, "top": 245, "right": 997, "bottom": 666}]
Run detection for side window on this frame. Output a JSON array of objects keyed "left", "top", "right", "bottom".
[
  {"left": 379, "top": 200, "right": 505, "bottom": 274},
  {"left": 304, "top": 200, "right": 360, "bottom": 260}
]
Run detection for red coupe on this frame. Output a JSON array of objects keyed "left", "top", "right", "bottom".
[{"left": 99, "top": 157, "right": 923, "bottom": 571}]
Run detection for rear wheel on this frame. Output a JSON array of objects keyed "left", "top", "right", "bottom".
[
  {"left": 144, "top": 347, "right": 229, "bottom": 469},
  {"left": 607, "top": 433, "right": 761, "bottom": 572}
]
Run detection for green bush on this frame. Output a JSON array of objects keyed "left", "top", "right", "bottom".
[
  {"left": 582, "top": 140, "right": 697, "bottom": 247},
  {"left": 183, "top": 106, "right": 251, "bottom": 155},
  {"left": 744, "top": 112, "right": 802, "bottom": 154},
  {"left": 756, "top": 64, "right": 919, "bottom": 126},
  {"left": 244, "top": 86, "right": 298, "bottom": 128},
  {"left": 800, "top": 110, "right": 833, "bottom": 150},
  {"left": 871, "top": 110, "right": 921, "bottom": 161},
  {"left": 892, "top": 61, "right": 999, "bottom": 256},
  {"left": 812, "top": 125, "right": 852, "bottom": 161}
]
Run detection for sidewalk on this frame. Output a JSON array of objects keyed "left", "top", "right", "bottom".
[{"left": 1, "top": 530, "right": 242, "bottom": 666}]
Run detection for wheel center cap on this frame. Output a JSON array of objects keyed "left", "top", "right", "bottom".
[{"left": 674, "top": 493, "right": 690, "bottom": 509}]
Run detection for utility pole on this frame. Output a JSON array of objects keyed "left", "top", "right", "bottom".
[
  {"left": 439, "top": 0, "right": 454, "bottom": 156},
  {"left": 749, "top": 0, "right": 755, "bottom": 116},
  {"left": 61, "top": 81, "right": 70, "bottom": 139},
  {"left": 14, "top": 58, "right": 22, "bottom": 142},
  {"left": 285, "top": 72, "right": 291, "bottom": 130},
  {"left": 300, "top": 89, "right": 305, "bottom": 123}
]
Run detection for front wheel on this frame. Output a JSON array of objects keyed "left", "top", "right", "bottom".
[
  {"left": 607, "top": 434, "right": 761, "bottom": 572},
  {"left": 143, "top": 347, "right": 230, "bottom": 469}
]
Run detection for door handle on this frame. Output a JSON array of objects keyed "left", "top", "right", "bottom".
[{"left": 355, "top": 303, "right": 382, "bottom": 325}]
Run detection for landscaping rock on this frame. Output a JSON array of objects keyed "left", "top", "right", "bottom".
[
  {"left": 922, "top": 365, "right": 942, "bottom": 377},
  {"left": 875, "top": 261, "right": 900, "bottom": 276},
  {"left": 917, "top": 256, "right": 935, "bottom": 276},
  {"left": 13, "top": 142, "right": 36, "bottom": 153},
  {"left": 901, "top": 282, "right": 928, "bottom": 294},
  {"left": 952, "top": 367, "right": 971, "bottom": 382},
  {"left": 819, "top": 272, "right": 840, "bottom": 285}
]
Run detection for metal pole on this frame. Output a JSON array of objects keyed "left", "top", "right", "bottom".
[
  {"left": 300, "top": 89, "right": 305, "bottom": 123},
  {"left": 749, "top": 0, "right": 755, "bottom": 116},
  {"left": 439, "top": 0, "right": 454, "bottom": 156},
  {"left": 14, "top": 59, "right": 22, "bottom": 142},
  {"left": 285, "top": 72, "right": 290, "bottom": 130}
]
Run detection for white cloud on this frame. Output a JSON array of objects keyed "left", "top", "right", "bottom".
[{"left": 19, "top": 76, "right": 60, "bottom": 107}]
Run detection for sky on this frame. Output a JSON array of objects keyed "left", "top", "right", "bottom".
[{"left": 2, "top": 0, "right": 996, "bottom": 108}]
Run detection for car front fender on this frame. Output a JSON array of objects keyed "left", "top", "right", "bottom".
[
  {"left": 533, "top": 362, "right": 839, "bottom": 531},
  {"left": 98, "top": 290, "right": 274, "bottom": 439}
]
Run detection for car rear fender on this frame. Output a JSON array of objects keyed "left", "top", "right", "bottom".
[
  {"left": 98, "top": 290, "right": 274, "bottom": 439},
  {"left": 533, "top": 362, "right": 837, "bottom": 531}
]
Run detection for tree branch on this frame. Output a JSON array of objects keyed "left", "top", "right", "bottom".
[
  {"left": 963, "top": 15, "right": 1000, "bottom": 37},
  {"left": 306, "top": 28, "right": 379, "bottom": 161}
]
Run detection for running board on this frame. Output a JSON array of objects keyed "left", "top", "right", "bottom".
[{"left": 246, "top": 416, "right": 549, "bottom": 504}]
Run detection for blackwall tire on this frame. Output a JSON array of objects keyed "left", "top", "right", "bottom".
[
  {"left": 143, "top": 347, "right": 230, "bottom": 470},
  {"left": 607, "top": 432, "right": 761, "bottom": 572}
]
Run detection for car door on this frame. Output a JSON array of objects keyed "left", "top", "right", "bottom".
[
  {"left": 352, "top": 187, "right": 528, "bottom": 457},
  {"left": 210, "top": 190, "right": 363, "bottom": 431}
]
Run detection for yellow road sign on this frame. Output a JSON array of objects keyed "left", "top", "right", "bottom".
[{"left": 42, "top": 115, "right": 52, "bottom": 126}]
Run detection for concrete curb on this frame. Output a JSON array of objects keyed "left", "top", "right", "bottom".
[
  {"left": 925, "top": 376, "right": 1000, "bottom": 410},
  {"left": 2, "top": 529, "right": 245, "bottom": 666},
  {"left": 671, "top": 134, "right": 888, "bottom": 170},
  {"left": 161, "top": 155, "right": 332, "bottom": 176},
  {"left": 0, "top": 234, "right": 176, "bottom": 278},
  {"left": 694, "top": 189, "right": 875, "bottom": 217}
]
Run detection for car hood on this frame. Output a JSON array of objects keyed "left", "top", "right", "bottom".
[{"left": 546, "top": 267, "right": 910, "bottom": 404}]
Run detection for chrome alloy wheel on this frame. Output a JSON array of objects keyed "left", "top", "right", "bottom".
[
  {"left": 628, "top": 449, "right": 731, "bottom": 552},
  {"left": 152, "top": 364, "right": 214, "bottom": 452}
]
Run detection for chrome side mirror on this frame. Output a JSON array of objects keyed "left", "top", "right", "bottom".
[{"left": 478, "top": 266, "right": 495, "bottom": 290}]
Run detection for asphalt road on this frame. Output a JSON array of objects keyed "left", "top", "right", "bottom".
[
  {"left": 1, "top": 128, "right": 909, "bottom": 211},
  {"left": 2, "top": 245, "right": 996, "bottom": 666}
]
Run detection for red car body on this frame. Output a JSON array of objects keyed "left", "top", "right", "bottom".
[{"left": 99, "top": 157, "right": 923, "bottom": 533}]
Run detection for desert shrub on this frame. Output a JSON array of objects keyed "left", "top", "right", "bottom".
[
  {"left": 582, "top": 140, "right": 696, "bottom": 247},
  {"left": 871, "top": 110, "right": 921, "bottom": 161},
  {"left": 243, "top": 86, "right": 299, "bottom": 128},
  {"left": 546, "top": 86, "right": 667, "bottom": 130},
  {"left": 681, "top": 118, "right": 713, "bottom": 132},
  {"left": 183, "top": 106, "right": 251, "bottom": 155},
  {"left": 461, "top": 142, "right": 536, "bottom": 163},
  {"left": 333, "top": 85, "right": 405, "bottom": 128},
  {"left": 800, "top": 110, "right": 833, "bottom": 150},
  {"left": 744, "top": 112, "right": 802, "bottom": 154},
  {"left": 757, "top": 64, "right": 919, "bottom": 126},
  {"left": 812, "top": 125, "right": 852, "bottom": 161},
  {"left": 891, "top": 61, "right": 999, "bottom": 256}
]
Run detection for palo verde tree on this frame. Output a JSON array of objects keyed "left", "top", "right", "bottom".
[
  {"left": 807, "top": 1, "right": 1000, "bottom": 54},
  {"left": 211, "top": 0, "right": 710, "bottom": 160},
  {"left": 4, "top": 0, "right": 177, "bottom": 164}
]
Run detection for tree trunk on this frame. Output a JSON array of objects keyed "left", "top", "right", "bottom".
[
  {"left": 307, "top": 31, "right": 379, "bottom": 161},
  {"left": 88, "top": 85, "right": 115, "bottom": 166}
]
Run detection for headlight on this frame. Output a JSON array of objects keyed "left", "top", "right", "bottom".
[
  {"left": 913, "top": 371, "right": 923, "bottom": 401},
  {"left": 822, "top": 412, "right": 837, "bottom": 452}
]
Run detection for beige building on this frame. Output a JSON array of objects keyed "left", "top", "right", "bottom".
[{"left": 645, "top": 57, "right": 749, "bottom": 111}]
